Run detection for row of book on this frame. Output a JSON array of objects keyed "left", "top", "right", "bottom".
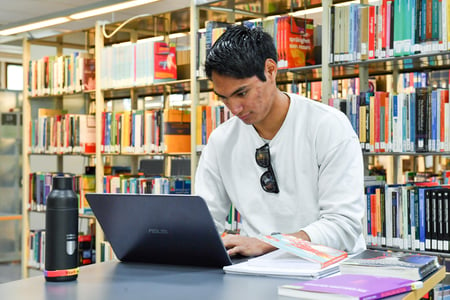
[
  {"left": 28, "top": 172, "right": 95, "bottom": 215},
  {"left": 197, "top": 82, "right": 450, "bottom": 153},
  {"left": 101, "top": 108, "right": 190, "bottom": 154},
  {"left": 99, "top": 241, "right": 117, "bottom": 263},
  {"left": 29, "top": 171, "right": 191, "bottom": 214},
  {"left": 30, "top": 107, "right": 191, "bottom": 155},
  {"left": 100, "top": 40, "right": 177, "bottom": 90},
  {"left": 196, "top": 104, "right": 233, "bottom": 148},
  {"left": 332, "top": 87, "right": 450, "bottom": 153},
  {"left": 36, "top": 84, "right": 450, "bottom": 156},
  {"left": 103, "top": 174, "right": 191, "bottom": 195},
  {"left": 28, "top": 230, "right": 95, "bottom": 270},
  {"left": 28, "top": 52, "right": 95, "bottom": 97},
  {"left": 29, "top": 109, "right": 96, "bottom": 154},
  {"left": 197, "top": 17, "right": 318, "bottom": 77},
  {"left": 363, "top": 181, "right": 450, "bottom": 254},
  {"left": 331, "top": 0, "right": 450, "bottom": 63}
]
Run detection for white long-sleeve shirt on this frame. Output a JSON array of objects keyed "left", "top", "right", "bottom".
[{"left": 195, "top": 93, "right": 366, "bottom": 253}]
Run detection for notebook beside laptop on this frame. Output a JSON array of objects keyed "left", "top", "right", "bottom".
[{"left": 85, "top": 193, "right": 233, "bottom": 268}]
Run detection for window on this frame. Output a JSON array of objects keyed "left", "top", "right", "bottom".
[{"left": 6, "top": 63, "right": 23, "bottom": 91}]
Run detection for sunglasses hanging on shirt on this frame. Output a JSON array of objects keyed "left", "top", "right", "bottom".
[{"left": 255, "top": 143, "right": 279, "bottom": 194}]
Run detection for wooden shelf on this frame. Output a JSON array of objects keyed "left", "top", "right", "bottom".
[
  {"left": 0, "top": 214, "right": 22, "bottom": 221},
  {"left": 385, "top": 266, "right": 447, "bottom": 300}
]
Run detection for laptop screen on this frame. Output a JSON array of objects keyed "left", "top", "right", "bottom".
[{"left": 86, "top": 193, "right": 232, "bottom": 268}]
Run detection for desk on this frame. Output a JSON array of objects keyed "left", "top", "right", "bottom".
[
  {"left": 0, "top": 261, "right": 445, "bottom": 300},
  {"left": 0, "top": 261, "right": 300, "bottom": 300}
]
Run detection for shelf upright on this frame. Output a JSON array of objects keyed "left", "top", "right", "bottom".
[
  {"left": 190, "top": 0, "right": 200, "bottom": 190},
  {"left": 321, "top": 0, "right": 332, "bottom": 104},
  {"left": 94, "top": 20, "right": 105, "bottom": 264},
  {"left": 21, "top": 37, "right": 30, "bottom": 279}
]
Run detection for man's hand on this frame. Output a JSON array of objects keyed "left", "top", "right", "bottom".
[
  {"left": 222, "top": 231, "right": 311, "bottom": 257},
  {"left": 222, "top": 234, "right": 276, "bottom": 257}
]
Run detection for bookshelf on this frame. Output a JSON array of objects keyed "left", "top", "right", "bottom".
[
  {"left": 20, "top": 1, "right": 197, "bottom": 275},
  {"left": 20, "top": 31, "right": 102, "bottom": 277},
  {"left": 92, "top": 4, "right": 195, "bottom": 258},
  {"left": 323, "top": 2, "right": 450, "bottom": 265}
]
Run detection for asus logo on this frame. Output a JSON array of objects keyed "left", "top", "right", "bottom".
[{"left": 148, "top": 228, "right": 169, "bottom": 234}]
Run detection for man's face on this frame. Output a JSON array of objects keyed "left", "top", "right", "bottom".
[{"left": 211, "top": 71, "right": 275, "bottom": 126}]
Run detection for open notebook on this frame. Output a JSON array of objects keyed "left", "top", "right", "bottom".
[{"left": 85, "top": 193, "right": 233, "bottom": 268}]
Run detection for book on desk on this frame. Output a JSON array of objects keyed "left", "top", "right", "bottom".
[
  {"left": 338, "top": 249, "right": 440, "bottom": 281},
  {"left": 278, "top": 265, "right": 446, "bottom": 300},
  {"left": 223, "top": 234, "right": 348, "bottom": 279},
  {"left": 278, "top": 273, "right": 424, "bottom": 299}
]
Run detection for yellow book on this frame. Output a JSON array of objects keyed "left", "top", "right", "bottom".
[
  {"left": 359, "top": 104, "right": 367, "bottom": 147},
  {"left": 196, "top": 105, "right": 205, "bottom": 148},
  {"left": 121, "top": 110, "right": 131, "bottom": 153}
]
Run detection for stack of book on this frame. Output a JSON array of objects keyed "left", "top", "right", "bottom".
[
  {"left": 278, "top": 273, "right": 424, "bottom": 299},
  {"left": 338, "top": 249, "right": 440, "bottom": 281},
  {"left": 223, "top": 234, "right": 348, "bottom": 279},
  {"left": 277, "top": 248, "right": 444, "bottom": 299}
]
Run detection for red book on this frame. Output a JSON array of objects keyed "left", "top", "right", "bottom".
[
  {"left": 277, "top": 16, "right": 315, "bottom": 69},
  {"left": 368, "top": 5, "right": 376, "bottom": 59},
  {"left": 370, "top": 193, "right": 377, "bottom": 242},
  {"left": 101, "top": 112, "right": 106, "bottom": 153},
  {"left": 440, "top": 89, "right": 448, "bottom": 151},
  {"left": 153, "top": 42, "right": 177, "bottom": 82}
]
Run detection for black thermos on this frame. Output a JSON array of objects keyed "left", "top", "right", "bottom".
[{"left": 45, "top": 175, "right": 79, "bottom": 282}]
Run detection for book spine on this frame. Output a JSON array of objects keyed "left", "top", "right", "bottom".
[
  {"left": 415, "top": 88, "right": 428, "bottom": 152},
  {"left": 443, "top": 190, "right": 449, "bottom": 252},
  {"left": 418, "top": 188, "right": 426, "bottom": 251},
  {"left": 362, "top": 285, "right": 412, "bottom": 299},
  {"left": 385, "top": 185, "right": 393, "bottom": 247},
  {"left": 431, "top": 190, "right": 438, "bottom": 250}
]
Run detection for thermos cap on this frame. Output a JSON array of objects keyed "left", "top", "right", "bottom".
[{"left": 52, "top": 176, "right": 73, "bottom": 190}]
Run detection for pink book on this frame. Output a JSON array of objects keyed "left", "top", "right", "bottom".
[{"left": 259, "top": 234, "right": 347, "bottom": 268}]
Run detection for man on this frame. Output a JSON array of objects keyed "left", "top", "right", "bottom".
[{"left": 195, "top": 25, "right": 366, "bottom": 257}]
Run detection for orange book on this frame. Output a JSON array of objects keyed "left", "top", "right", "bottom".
[
  {"left": 375, "top": 187, "right": 382, "bottom": 245},
  {"left": 310, "top": 81, "right": 322, "bottom": 101},
  {"left": 163, "top": 109, "right": 191, "bottom": 153},
  {"left": 205, "top": 106, "right": 213, "bottom": 143}
]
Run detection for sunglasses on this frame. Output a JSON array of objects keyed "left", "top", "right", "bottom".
[{"left": 255, "top": 143, "right": 279, "bottom": 193}]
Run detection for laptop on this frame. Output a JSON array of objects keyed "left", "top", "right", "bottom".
[{"left": 85, "top": 193, "right": 233, "bottom": 268}]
